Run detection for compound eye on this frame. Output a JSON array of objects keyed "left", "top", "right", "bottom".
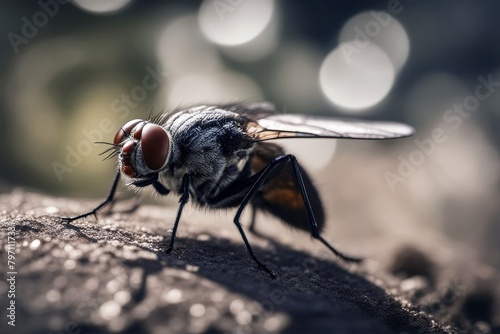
[
  {"left": 141, "top": 124, "right": 170, "bottom": 170},
  {"left": 113, "top": 119, "right": 144, "bottom": 145}
]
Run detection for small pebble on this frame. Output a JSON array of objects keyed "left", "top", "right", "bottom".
[
  {"left": 163, "top": 289, "right": 183, "bottom": 304},
  {"left": 190, "top": 303, "right": 206, "bottom": 317},
  {"left": 29, "top": 239, "right": 41, "bottom": 250},
  {"left": 114, "top": 291, "right": 131, "bottom": 305},
  {"left": 100, "top": 301, "right": 121, "bottom": 320},
  {"left": 197, "top": 234, "right": 210, "bottom": 241},
  {"left": 186, "top": 264, "right": 199, "bottom": 272},
  {"left": 45, "top": 206, "right": 59, "bottom": 214},
  {"left": 46, "top": 289, "right": 61, "bottom": 303},
  {"left": 64, "top": 259, "right": 76, "bottom": 270},
  {"left": 235, "top": 310, "right": 252, "bottom": 325},
  {"left": 230, "top": 299, "right": 245, "bottom": 314}
]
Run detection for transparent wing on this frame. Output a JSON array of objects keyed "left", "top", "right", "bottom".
[{"left": 246, "top": 114, "right": 415, "bottom": 141}]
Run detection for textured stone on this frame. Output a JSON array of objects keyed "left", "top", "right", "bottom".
[{"left": 0, "top": 190, "right": 495, "bottom": 333}]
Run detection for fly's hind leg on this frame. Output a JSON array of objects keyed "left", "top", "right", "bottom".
[
  {"left": 286, "top": 155, "right": 362, "bottom": 263},
  {"left": 247, "top": 205, "right": 270, "bottom": 240},
  {"left": 248, "top": 204, "right": 258, "bottom": 233},
  {"left": 235, "top": 155, "right": 361, "bottom": 275}
]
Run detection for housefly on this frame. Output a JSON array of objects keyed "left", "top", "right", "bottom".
[{"left": 61, "top": 102, "right": 414, "bottom": 278}]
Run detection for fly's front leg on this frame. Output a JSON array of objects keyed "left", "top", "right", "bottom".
[
  {"left": 61, "top": 171, "right": 121, "bottom": 223},
  {"left": 153, "top": 181, "right": 170, "bottom": 195},
  {"left": 165, "top": 174, "right": 190, "bottom": 253},
  {"left": 102, "top": 173, "right": 169, "bottom": 215},
  {"left": 132, "top": 173, "right": 170, "bottom": 196},
  {"left": 103, "top": 197, "right": 141, "bottom": 215}
]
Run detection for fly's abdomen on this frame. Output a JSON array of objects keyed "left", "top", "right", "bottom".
[{"left": 251, "top": 142, "right": 325, "bottom": 232}]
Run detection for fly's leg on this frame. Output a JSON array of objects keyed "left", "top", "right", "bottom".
[
  {"left": 234, "top": 155, "right": 360, "bottom": 278},
  {"left": 131, "top": 173, "right": 170, "bottom": 196},
  {"left": 101, "top": 173, "right": 169, "bottom": 215},
  {"left": 61, "top": 171, "right": 121, "bottom": 223},
  {"left": 132, "top": 173, "right": 179, "bottom": 253},
  {"left": 152, "top": 181, "right": 170, "bottom": 195},
  {"left": 233, "top": 201, "right": 276, "bottom": 278},
  {"left": 287, "top": 155, "right": 362, "bottom": 263},
  {"left": 248, "top": 205, "right": 257, "bottom": 233},
  {"left": 247, "top": 205, "right": 269, "bottom": 240},
  {"left": 165, "top": 174, "right": 190, "bottom": 253},
  {"left": 103, "top": 197, "right": 142, "bottom": 216},
  {"left": 233, "top": 167, "right": 302, "bottom": 278}
]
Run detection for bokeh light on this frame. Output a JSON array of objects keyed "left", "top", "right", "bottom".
[
  {"left": 198, "top": 0, "right": 275, "bottom": 46},
  {"left": 339, "top": 11, "right": 410, "bottom": 72},
  {"left": 319, "top": 43, "right": 395, "bottom": 112},
  {"left": 279, "top": 139, "right": 337, "bottom": 172},
  {"left": 406, "top": 73, "right": 468, "bottom": 125},
  {"left": 165, "top": 71, "right": 263, "bottom": 109},
  {"left": 217, "top": 14, "right": 279, "bottom": 61},
  {"left": 156, "top": 15, "right": 222, "bottom": 76},
  {"left": 72, "top": 0, "right": 132, "bottom": 15},
  {"left": 270, "top": 44, "right": 327, "bottom": 112}
]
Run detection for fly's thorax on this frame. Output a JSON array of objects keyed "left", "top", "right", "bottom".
[
  {"left": 169, "top": 134, "right": 228, "bottom": 184},
  {"left": 159, "top": 107, "right": 255, "bottom": 202},
  {"left": 163, "top": 107, "right": 252, "bottom": 179},
  {"left": 114, "top": 119, "right": 172, "bottom": 179}
]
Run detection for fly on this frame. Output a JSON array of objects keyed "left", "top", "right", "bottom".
[{"left": 61, "top": 102, "right": 415, "bottom": 278}]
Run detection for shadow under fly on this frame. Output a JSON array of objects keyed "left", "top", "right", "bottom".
[{"left": 61, "top": 102, "right": 414, "bottom": 278}]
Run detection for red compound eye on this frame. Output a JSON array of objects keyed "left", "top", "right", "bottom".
[
  {"left": 113, "top": 119, "right": 144, "bottom": 145},
  {"left": 122, "top": 141, "right": 136, "bottom": 154},
  {"left": 133, "top": 122, "right": 146, "bottom": 140},
  {"left": 140, "top": 124, "right": 170, "bottom": 170}
]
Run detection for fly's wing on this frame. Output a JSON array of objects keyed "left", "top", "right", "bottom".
[{"left": 245, "top": 113, "right": 415, "bottom": 141}]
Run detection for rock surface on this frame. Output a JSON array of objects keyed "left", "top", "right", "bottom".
[{"left": 0, "top": 190, "right": 498, "bottom": 334}]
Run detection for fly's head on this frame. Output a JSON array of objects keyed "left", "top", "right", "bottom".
[{"left": 113, "top": 119, "right": 171, "bottom": 179}]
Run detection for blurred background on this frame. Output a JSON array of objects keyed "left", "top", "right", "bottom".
[{"left": 1, "top": 1, "right": 500, "bottom": 275}]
